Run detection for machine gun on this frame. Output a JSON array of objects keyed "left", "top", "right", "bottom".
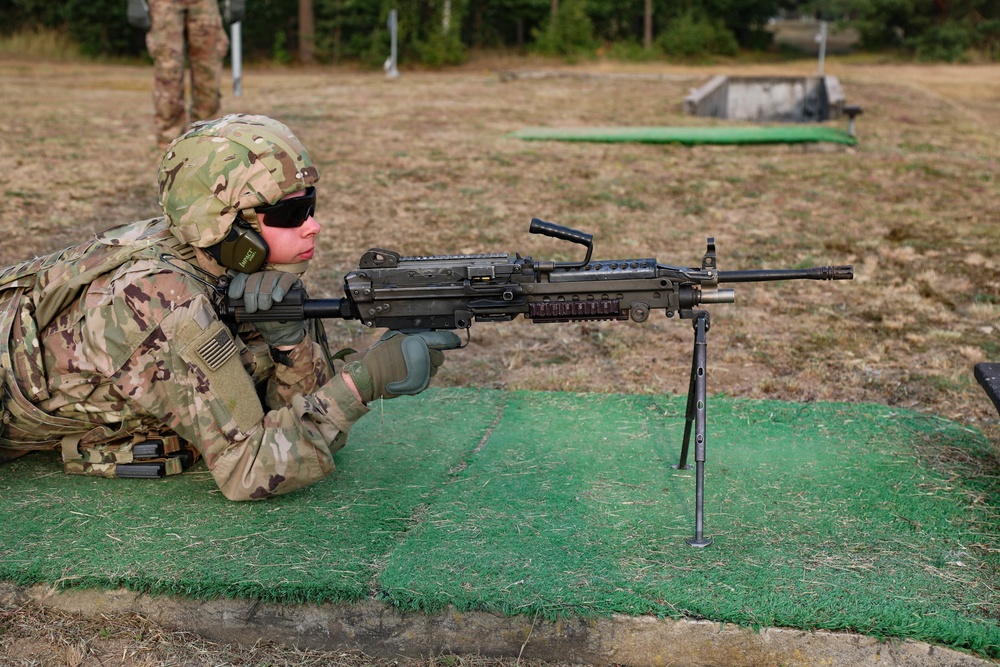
[{"left": 225, "top": 218, "right": 854, "bottom": 547}]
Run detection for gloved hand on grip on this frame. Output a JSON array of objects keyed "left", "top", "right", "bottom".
[
  {"left": 346, "top": 331, "right": 462, "bottom": 403},
  {"left": 227, "top": 270, "right": 302, "bottom": 314},
  {"left": 255, "top": 320, "right": 307, "bottom": 349}
]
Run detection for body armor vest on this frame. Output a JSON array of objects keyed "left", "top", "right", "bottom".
[{"left": 0, "top": 218, "right": 201, "bottom": 477}]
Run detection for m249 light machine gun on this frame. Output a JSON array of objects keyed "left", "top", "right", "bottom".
[{"left": 226, "top": 219, "right": 854, "bottom": 547}]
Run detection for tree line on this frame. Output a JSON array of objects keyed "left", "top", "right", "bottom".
[{"left": 1, "top": 0, "right": 998, "bottom": 64}]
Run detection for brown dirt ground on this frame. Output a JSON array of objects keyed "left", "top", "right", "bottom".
[{"left": 1, "top": 54, "right": 999, "bottom": 665}]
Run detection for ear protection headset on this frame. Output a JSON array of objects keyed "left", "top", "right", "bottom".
[{"left": 207, "top": 216, "right": 269, "bottom": 273}]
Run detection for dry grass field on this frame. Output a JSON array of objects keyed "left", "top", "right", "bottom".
[{"left": 1, "top": 54, "right": 999, "bottom": 665}]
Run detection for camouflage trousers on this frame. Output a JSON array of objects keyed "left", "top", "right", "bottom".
[{"left": 147, "top": 0, "right": 230, "bottom": 148}]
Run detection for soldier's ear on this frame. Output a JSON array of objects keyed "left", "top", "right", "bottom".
[{"left": 207, "top": 217, "right": 270, "bottom": 273}]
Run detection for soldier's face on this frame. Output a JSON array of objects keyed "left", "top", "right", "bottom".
[{"left": 257, "top": 189, "right": 321, "bottom": 264}]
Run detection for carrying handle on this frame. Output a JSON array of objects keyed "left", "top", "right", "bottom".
[{"left": 529, "top": 218, "right": 594, "bottom": 269}]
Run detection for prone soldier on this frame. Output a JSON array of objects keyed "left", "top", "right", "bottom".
[{"left": 0, "top": 114, "right": 459, "bottom": 499}]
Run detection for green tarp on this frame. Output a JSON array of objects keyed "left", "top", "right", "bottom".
[{"left": 510, "top": 126, "right": 858, "bottom": 145}]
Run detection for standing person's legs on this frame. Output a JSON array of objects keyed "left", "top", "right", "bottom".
[
  {"left": 147, "top": 0, "right": 189, "bottom": 149},
  {"left": 187, "top": 0, "right": 229, "bottom": 123}
]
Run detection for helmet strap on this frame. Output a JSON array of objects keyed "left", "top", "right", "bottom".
[
  {"left": 267, "top": 260, "right": 310, "bottom": 276},
  {"left": 240, "top": 207, "right": 262, "bottom": 232}
]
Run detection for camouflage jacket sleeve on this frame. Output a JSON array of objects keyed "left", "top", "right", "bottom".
[
  {"left": 86, "top": 267, "right": 369, "bottom": 500},
  {"left": 259, "top": 334, "right": 332, "bottom": 410}
]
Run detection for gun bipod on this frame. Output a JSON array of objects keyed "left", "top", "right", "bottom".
[{"left": 672, "top": 310, "right": 713, "bottom": 547}]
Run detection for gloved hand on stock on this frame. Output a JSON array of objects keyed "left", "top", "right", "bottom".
[
  {"left": 227, "top": 270, "right": 302, "bottom": 314},
  {"left": 346, "top": 330, "right": 462, "bottom": 404}
]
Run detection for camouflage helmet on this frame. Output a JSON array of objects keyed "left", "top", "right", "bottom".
[{"left": 157, "top": 114, "right": 320, "bottom": 248}]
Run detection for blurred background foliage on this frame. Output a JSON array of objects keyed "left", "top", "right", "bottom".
[{"left": 0, "top": 0, "right": 997, "bottom": 64}]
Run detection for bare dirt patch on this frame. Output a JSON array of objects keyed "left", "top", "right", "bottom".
[
  {"left": 1, "top": 56, "right": 999, "bottom": 664},
  {"left": 0, "top": 600, "right": 550, "bottom": 667}
]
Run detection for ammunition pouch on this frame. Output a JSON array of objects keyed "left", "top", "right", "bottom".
[{"left": 62, "top": 433, "right": 200, "bottom": 479}]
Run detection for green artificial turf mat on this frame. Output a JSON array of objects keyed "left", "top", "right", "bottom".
[
  {"left": 509, "top": 125, "right": 858, "bottom": 145},
  {"left": 381, "top": 392, "right": 999, "bottom": 657},
  {"left": 1, "top": 389, "right": 997, "bottom": 657},
  {"left": 0, "top": 388, "right": 505, "bottom": 603}
]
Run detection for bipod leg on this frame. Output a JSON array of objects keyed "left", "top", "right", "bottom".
[
  {"left": 673, "top": 320, "right": 701, "bottom": 471},
  {"left": 686, "top": 312, "right": 712, "bottom": 548}
]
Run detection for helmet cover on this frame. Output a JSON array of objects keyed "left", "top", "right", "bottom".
[{"left": 157, "top": 114, "right": 320, "bottom": 248}]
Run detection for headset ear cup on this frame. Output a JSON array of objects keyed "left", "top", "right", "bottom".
[{"left": 207, "top": 221, "right": 270, "bottom": 273}]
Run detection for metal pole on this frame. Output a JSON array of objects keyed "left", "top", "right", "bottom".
[
  {"left": 386, "top": 9, "right": 399, "bottom": 79},
  {"left": 231, "top": 21, "right": 242, "bottom": 97},
  {"left": 816, "top": 20, "right": 827, "bottom": 77}
]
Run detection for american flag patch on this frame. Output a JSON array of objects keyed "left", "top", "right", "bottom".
[{"left": 198, "top": 328, "right": 237, "bottom": 371}]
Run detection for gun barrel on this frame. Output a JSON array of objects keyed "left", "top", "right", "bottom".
[
  {"left": 302, "top": 297, "right": 352, "bottom": 320},
  {"left": 718, "top": 265, "right": 853, "bottom": 283}
]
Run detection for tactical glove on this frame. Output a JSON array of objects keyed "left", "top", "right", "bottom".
[
  {"left": 227, "top": 270, "right": 306, "bottom": 349},
  {"left": 255, "top": 320, "right": 307, "bottom": 349},
  {"left": 227, "top": 270, "right": 302, "bottom": 314},
  {"left": 345, "top": 331, "right": 462, "bottom": 403}
]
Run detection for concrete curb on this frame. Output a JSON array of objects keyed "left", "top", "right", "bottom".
[{"left": 1, "top": 583, "right": 995, "bottom": 666}]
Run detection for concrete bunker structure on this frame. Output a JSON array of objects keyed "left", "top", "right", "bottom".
[{"left": 684, "top": 75, "right": 848, "bottom": 123}]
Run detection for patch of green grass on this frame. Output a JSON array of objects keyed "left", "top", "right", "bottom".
[
  {"left": 0, "top": 28, "right": 82, "bottom": 60},
  {"left": 594, "top": 191, "right": 648, "bottom": 210},
  {"left": 911, "top": 371, "right": 974, "bottom": 394},
  {"left": 974, "top": 293, "right": 1000, "bottom": 305},
  {"left": 487, "top": 153, "right": 515, "bottom": 167},
  {"left": 904, "top": 162, "right": 947, "bottom": 178},
  {"left": 900, "top": 142, "right": 938, "bottom": 153}
]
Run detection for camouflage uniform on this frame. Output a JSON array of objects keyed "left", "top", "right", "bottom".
[
  {"left": 0, "top": 115, "right": 371, "bottom": 500},
  {"left": 147, "top": 0, "right": 230, "bottom": 148}
]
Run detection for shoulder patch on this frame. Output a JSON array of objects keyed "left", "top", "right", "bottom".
[{"left": 198, "top": 328, "right": 237, "bottom": 371}]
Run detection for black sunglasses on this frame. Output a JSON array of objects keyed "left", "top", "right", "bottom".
[{"left": 254, "top": 187, "right": 316, "bottom": 228}]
